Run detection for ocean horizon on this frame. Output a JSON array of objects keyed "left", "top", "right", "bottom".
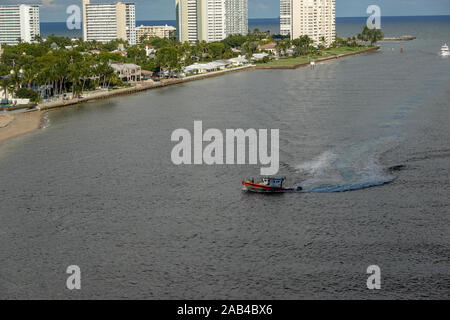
[{"left": 40, "top": 15, "right": 450, "bottom": 39}]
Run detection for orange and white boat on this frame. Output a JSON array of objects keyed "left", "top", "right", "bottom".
[{"left": 242, "top": 177, "right": 301, "bottom": 193}]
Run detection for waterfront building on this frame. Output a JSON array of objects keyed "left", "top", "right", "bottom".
[
  {"left": 258, "top": 42, "right": 278, "bottom": 56},
  {"left": 110, "top": 62, "right": 141, "bottom": 81},
  {"left": 0, "top": 4, "right": 40, "bottom": 45},
  {"left": 225, "top": 0, "right": 248, "bottom": 36},
  {"left": 290, "top": 0, "right": 335, "bottom": 46},
  {"left": 280, "top": 0, "right": 291, "bottom": 36},
  {"left": 136, "top": 25, "right": 176, "bottom": 43},
  {"left": 82, "top": 0, "right": 136, "bottom": 45},
  {"left": 252, "top": 52, "right": 269, "bottom": 61},
  {"left": 176, "top": 0, "right": 247, "bottom": 43}
]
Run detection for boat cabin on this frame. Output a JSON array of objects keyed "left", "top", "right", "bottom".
[{"left": 262, "top": 178, "right": 285, "bottom": 187}]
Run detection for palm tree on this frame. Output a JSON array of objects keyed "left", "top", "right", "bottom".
[
  {"left": 242, "top": 41, "right": 258, "bottom": 59},
  {"left": 0, "top": 78, "right": 11, "bottom": 100},
  {"left": 369, "top": 29, "right": 383, "bottom": 45},
  {"left": 80, "top": 56, "right": 95, "bottom": 94},
  {"left": 23, "top": 68, "right": 36, "bottom": 89},
  {"left": 275, "top": 42, "right": 283, "bottom": 57},
  {"left": 359, "top": 26, "right": 383, "bottom": 45},
  {"left": 320, "top": 36, "right": 327, "bottom": 49},
  {"left": 292, "top": 35, "right": 313, "bottom": 56},
  {"left": 69, "top": 61, "right": 82, "bottom": 97}
]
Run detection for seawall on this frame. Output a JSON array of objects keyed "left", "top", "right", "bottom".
[{"left": 38, "top": 65, "right": 254, "bottom": 111}]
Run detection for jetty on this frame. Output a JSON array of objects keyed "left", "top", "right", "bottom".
[{"left": 381, "top": 35, "right": 416, "bottom": 42}]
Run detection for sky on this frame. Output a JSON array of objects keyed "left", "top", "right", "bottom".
[{"left": 3, "top": 0, "right": 450, "bottom": 22}]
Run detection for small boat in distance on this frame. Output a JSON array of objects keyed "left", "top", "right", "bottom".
[
  {"left": 242, "top": 177, "right": 302, "bottom": 193},
  {"left": 441, "top": 43, "right": 449, "bottom": 56}
]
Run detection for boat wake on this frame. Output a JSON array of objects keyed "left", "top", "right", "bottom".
[
  {"left": 292, "top": 145, "right": 396, "bottom": 193},
  {"left": 39, "top": 112, "right": 50, "bottom": 129}
]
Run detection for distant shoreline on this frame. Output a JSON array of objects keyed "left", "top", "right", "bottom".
[
  {"left": 37, "top": 65, "right": 253, "bottom": 112},
  {"left": 0, "top": 45, "right": 380, "bottom": 148},
  {"left": 39, "top": 15, "right": 448, "bottom": 38},
  {"left": 40, "top": 15, "right": 450, "bottom": 24},
  {"left": 38, "top": 47, "right": 380, "bottom": 111},
  {"left": 255, "top": 46, "right": 380, "bottom": 69}
]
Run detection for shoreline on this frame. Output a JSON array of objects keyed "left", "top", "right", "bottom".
[
  {"left": 0, "top": 112, "right": 42, "bottom": 148},
  {"left": 254, "top": 46, "right": 381, "bottom": 69},
  {"left": 38, "top": 65, "right": 254, "bottom": 111},
  {"left": 0, "top": 47, "right": 380, "bottom": 147},
  {"left": 38, "top": 47, "right": 380, "bottom": 110}
]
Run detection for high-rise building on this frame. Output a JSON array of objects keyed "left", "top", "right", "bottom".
[
  {"left": 198, "top": 0, "right": 226, "bottom": 42},
  {"left": 280, "top": 0, "right": 291, "bottom": 36},
  {"left": 176, "top": 0, "right": 247, "bottom": 43},
  {"left": 0, "top": 4, "right": 40, "bottom": 45},
  {"left": 176, "top": 0, "right": 199, "bottom": 43},
  {"left": 82, "top": 0, "right": 136, "bottom": 45},
  {"left": 225, "top": 0, "right": 248, "bottom": 36},
  {"left": 136, "top": 25, "right": 176, "bottom": 43},
  {"left": 290, "top": 0, "right": 335, "bottom": 46}
]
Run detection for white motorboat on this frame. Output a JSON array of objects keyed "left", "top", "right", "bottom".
[{"left": 441, "top": 43, "right": 449, "bottom": 56}]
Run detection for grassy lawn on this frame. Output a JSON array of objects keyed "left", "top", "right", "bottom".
[{"left": 263, "top": 46, "right": 373, "bottom": 67}]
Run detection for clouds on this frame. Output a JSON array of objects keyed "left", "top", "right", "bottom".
[
  {"left": 3, "top": 0, "right": 60, "bottom": 8},
  {"left": 41, "top": 0, "right": 57, "bottom": 8}
]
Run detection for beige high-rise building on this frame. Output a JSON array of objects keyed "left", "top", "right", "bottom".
[
  {"left": 82, "top": 0, "right": 136, "bottom": 45},
  {"left": 290, "top": 0, "right": 335, "bottom": 46},
  {"left": 136, "top": 25, "right": 176, "bottom": 43},
  {"left": 197, "top": 0, "right": 226, "bottom": 42}
]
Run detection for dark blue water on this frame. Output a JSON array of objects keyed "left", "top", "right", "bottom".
[
  {"left": 40, "top": 16, "right": 450, "bottom": 39},
  {"left": 1, "top": 16, "right": 449, "bottom": 299}
]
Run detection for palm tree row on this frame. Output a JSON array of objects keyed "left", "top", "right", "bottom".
[
  {"left": 0, "top": 26, "right": 381, "bottom": 102},
  {"left": 1, "top": 43, "right": 119, "bottom": 102}
]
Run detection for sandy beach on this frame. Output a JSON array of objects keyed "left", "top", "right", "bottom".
[{"left": 0, "top": 112, "right": 41, "bottom": 147}]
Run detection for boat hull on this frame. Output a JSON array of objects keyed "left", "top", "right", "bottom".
[{"left": 242, "top": 181, "right": 295, "bottom": 193}]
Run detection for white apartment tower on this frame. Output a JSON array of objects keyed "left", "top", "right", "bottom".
[
  {"left": 176, "top": 0, "right": 247, "bottom": 43},
  {"left": 280, "top": 0, "right": 291, "bottom": 36},
  {"left": 0, "top": 4, "right": 40, "bottom": 45},
  {"left": 290, "top": 0, "right": 335, "bottom": 46},
  {"left": 124, "top": 3, "right": 136, "bottom": 45},
  {"left": 225, "top": 0, "right": 248, "bottom": 36},
  {"left": 198, "top": 0, "right": 226, "bottom": 42},
  {"left": 82, "top": 0, "right": 136, "bottom": 45},
  {"left": 176, "top": 0, "right": 199, "bottom": 43}
]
